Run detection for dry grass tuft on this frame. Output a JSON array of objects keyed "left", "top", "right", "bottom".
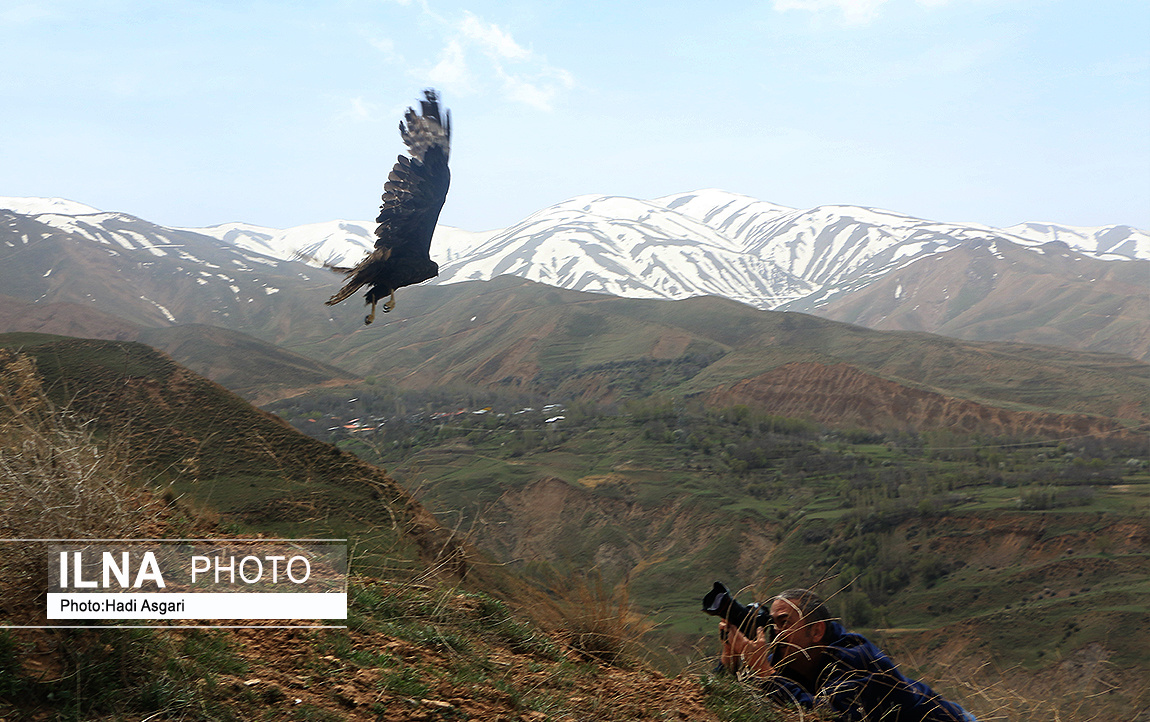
[
  {"left": 0, "top": 350, "right": 167, "bottom": 612},
  {"left": 887, "top": 640, "right": 1145, "bottom": 722},
  {"left": 537, "top": 570, "right": 656, "bottom": 667},
  {"left": 942, "top": 662, "right": 1142, "bottom": 722}
]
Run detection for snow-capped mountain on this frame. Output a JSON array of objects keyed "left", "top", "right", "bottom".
[
  {"left": 0, "top": 196, "right": 101, "bottom": 216},
  {"left": 0, "top": 199, "right": 344, "bottom": 335},
  {"left": 435, "top": 194, "right": 815, "bottom": 308},
  {"left": 1005, "top": 221, "right": 1149, "bottom": 260},
  {"left": 9, "top": 191, "right": 1141, "bottom": 315},
  {"left": 661, "top": 192, "right": 970, "bottom": 289},
  {"left": 655, "top": 189, "right": 1148, "bottom": 310},
  {"left": 429, "top": 188, "right": 1146, "bottom": 313},
  {"left": 1, "top": 192, "right": 1145, "bottom": 359},
  {"left": 184, "top": 219, "right": 497, "bottom": 269}
]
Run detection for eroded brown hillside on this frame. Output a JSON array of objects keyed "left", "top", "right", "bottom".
[
  {"left": 705, "top": 361, "right": 1144, "bottom": 438},
  {"left": 489, "top": 475, "right": 779, "bottom": 584}
]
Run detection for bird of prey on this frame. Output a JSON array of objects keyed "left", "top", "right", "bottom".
[{"left": 325, "top": 89, "right": 451, "bottom": 325}]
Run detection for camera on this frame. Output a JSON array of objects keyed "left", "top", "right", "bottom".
[{"left": 702, "top": 581, "right": 773, "bottom": 640}]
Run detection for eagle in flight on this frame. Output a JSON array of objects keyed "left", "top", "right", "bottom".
[{"left": 325, "top": 89, "right": 451, "bottom": 325}]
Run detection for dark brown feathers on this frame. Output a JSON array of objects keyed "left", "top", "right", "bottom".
[{"left": 325, "top": 90, "right": 451, "bottom": 324}]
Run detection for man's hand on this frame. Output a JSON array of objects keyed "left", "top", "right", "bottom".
[{"left": 719, "top": 619, "right": 775, "bottom": 677}]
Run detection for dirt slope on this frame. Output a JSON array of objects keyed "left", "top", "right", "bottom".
[{"left": 705, "top": 361, "right": 1142, "bottom": 438}]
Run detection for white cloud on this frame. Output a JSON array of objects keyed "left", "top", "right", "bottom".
[
  {"left": 394, "top": 5, "right": 573, "bottom": 110},
  {"left": 0, "top": 3, "right": 56, "bottom": 26},
  {"left": 428, "top": 38, "right": 474, "bottom": 90},
  {"left": 107, "top": 72, "right": 144, "bottom": 98},
  {"left": 1092, "top": 54, "right": 1150, "bottom": 80},
  {"left": 496, "top": 65, "right": 575, "bottom": 112},
  {"left": 458, "top": 12, "right": 529, "bottom": 61}
]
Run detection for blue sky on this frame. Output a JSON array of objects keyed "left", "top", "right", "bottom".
[{"left": 2, "top": 0, "right": 1147, "bottom": 231}]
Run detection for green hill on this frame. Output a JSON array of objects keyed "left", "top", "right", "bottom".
[
  {"left": 0, "top": 295, "right": 361, "bottom": 405},
  {"left": 0, "top": 336, "right": 742, "bottom": 722},
  {"left": 281, "top": 277, "right": 1148, "bottom": 426},
  {"left": 0, "top": 332, "right": 457, "bottom": 580},
  {"left": 137, "top": 324, "right": 360, "bottom": 404}
]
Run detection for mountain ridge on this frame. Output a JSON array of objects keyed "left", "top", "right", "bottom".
[{"left": 2, "top": 191, "right": 1146, "bottom": 362}]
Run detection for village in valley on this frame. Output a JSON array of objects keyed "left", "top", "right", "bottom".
[{"left": 280, "top": 393, "right": 568, "bottom": 444}]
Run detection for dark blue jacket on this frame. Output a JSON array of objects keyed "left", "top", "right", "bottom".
[{"left": 762, "top": 621, "right": 973, "bottom": 721}]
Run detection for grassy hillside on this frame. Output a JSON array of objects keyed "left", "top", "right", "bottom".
[
  {"left": 279, "top": 278, "right": 1149, "bottom": 426},
  {"left": 0, "top": 335, "right": 799, "bottom": 722},
  {"left": 0, "top": 333, "right": 457, "bottom": 581},
  {"left": 137, "top": 324, "right": 360, "bottom": 404},
  {"left": 0, "top": 294, "right": 361, "bottom": 405},
  {"left": 0, "top": 333, "right": 1142, "bottom": 720},
  {"left": 4, "top": 220, "right": 1146, "bottom": 719},
  {"left": 266, "top": 383, "right": 1149, "bottom": 719}
]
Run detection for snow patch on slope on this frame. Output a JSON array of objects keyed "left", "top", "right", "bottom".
[{"left": 0, "top": 196, "right": 102, "bottom": 216}]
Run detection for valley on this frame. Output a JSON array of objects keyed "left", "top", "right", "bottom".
[
  {"left": 0, "top": 192, "right": 1147, "bottom": 720},
  {"left": 265, "top": 385, "right": 1149, "bottom": 679},
  {"left": 4, "top": 328, "right": 1143, "bottom": 718}
]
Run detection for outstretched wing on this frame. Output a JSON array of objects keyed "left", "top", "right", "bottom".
[
  {"left": 323, "top": 90, "right": 451, "bottom": 313},
  {"left": 375, "top": 89, "right": 451, "bottom": 257}
]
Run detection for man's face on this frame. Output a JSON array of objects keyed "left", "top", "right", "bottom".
[{"left": 769, "top": 598, "right": 824, "bottom": 664}]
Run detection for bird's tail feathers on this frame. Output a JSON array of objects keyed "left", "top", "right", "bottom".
[{"left": 325, "top": 279, "right": 366, "bottom": 306}]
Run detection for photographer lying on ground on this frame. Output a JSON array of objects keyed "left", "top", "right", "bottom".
[{"left": 718, "top": 588, "right": 976, "bottom": 722}]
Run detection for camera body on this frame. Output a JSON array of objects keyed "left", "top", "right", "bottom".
[{"left": 702, "top": 581, "right": 774, "bottom": 640}]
